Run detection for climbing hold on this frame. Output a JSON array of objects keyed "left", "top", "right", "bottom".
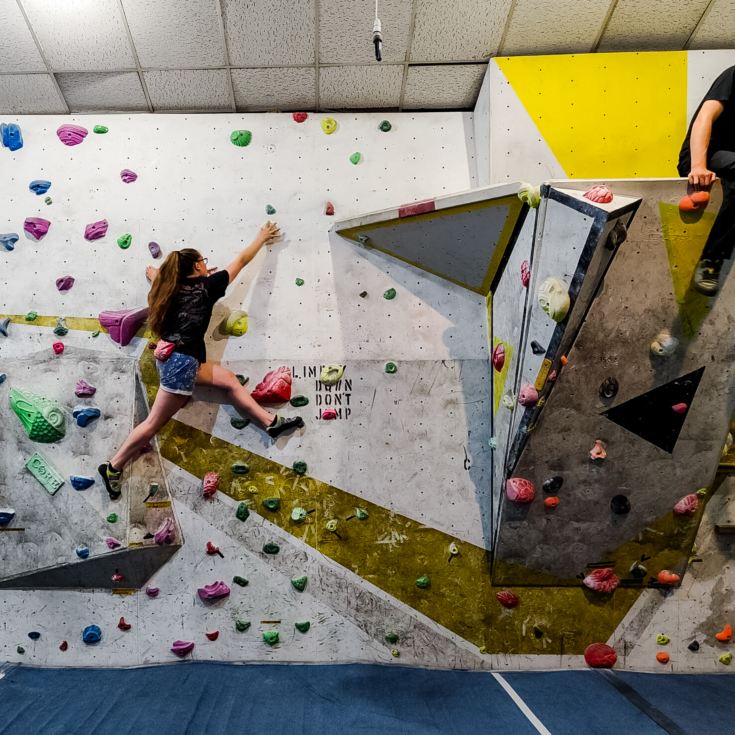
[
  {"left": 75, "top": 545, "right": 89, "bottom": 559},
  {"left": 447, "top": 542, "right": 459, "bottom": 559},
  {"left": 10, "top": 387, "right": 66, "bottom": 442},
  {"left": 492, "top": 343, "right": 505, "bottom": 372},
  {"left": 24, "top": 217, "right": 51, "bottom": 241},
  {"left": 518, "top": 384, "right": 539, "bottom": 407},
  {"left": 321, "top": 117, "right": 337, "bottom": 135},
  {"left": 205, "top": 631, "right": 219, "bottom": 641},
  {"left": 57, "top": 124, "right": 88, "bottom": 146},
  {"left": 230, "top": 130, "right": 252, "bottom": 147},
  {"left": 501, "top": 393, "right": 515, "bottom": 410},
  {"left": 74, "top": 379, "right": 96, "bottom": 397},
  {"left": 197, "top": 581, "right": 231, "bottom": 602},
  {"left": 537, "top": 277, "right": 570, "bottom": 322},
  {"left": 145, "top": 586, "right": 160, "bottom": 597},
  {"left": 520, "top": 260, "right": 531, "bottom": 287},
  {"left": 1, "top": 122, "right": 23, "bottom": 150},
  {"left": 325, "top": 201, "right": 335, "bottom": 216},
  {"left": 378, "top": 120, "right": 392, "bottom": 132},
  {"left": 610, "top": 494, "right": 630, "bottom": 514},
  {"left": 292, "top": 112, "right": 308, "bottom": 123},
  {"left": 171, "top": 640, "right": 194, "bottom": 657},
  {"left": 205, "top": 541, "right": 222, "bottom": 557},
  {"left": 359, "top": 291, "right": 368, "bottom": 298},
  {"left": 672, "top": 402, "right": 688, "bottom": 414},
  {"left": 518, "top": 182, "right": 541, "bottom": 208},
  {"left": 263, "top": 542, "right": 280, "bottom": 554},
  {"left": 656, "top": 652, "right": 670, "bottom": 664},
  {"left": 678, "top": 191, "right": 710, "bottom": 212},
  {"left": 106, "top": 537, "right": 122, "bottom": 549},
  {"left": 93, "top": 125, "right": 108, "bottom": 134},
  {"left": 690, "top": 190, "right": 710, "bottom": 207},
  {"left": 292, "top": 460, "right": 307, "bottom": 476},
  {"left": 53, "top": 317, "right": 68, "bottom": 336},
  {"left": 673, "top": 494, "right": 699, "bottom": 516},
  {"left": 506, "top": 477, "right": 536, "bottom": 503},
  {"left": 230, "top": 417, "right": 250, "bottom": 429},
  {"left": 82, "top": 625, "right": 102, "bottom": 644},
  {"left": 29, "top": 180, "right": 51, "bottom": 195},
  {"left": 715, "top": 624, "right": 732, "bottom": 642},
  {"left": 236, "top": 502, "right": 250, "bottom": 521},
  {"left": 325, "top": 519, "right": 338, "bottom": 532},
  {"left": 544, "top": 496, "right": 560, "bottom": 508},
  {"left": 599, "top": 377, "right": 619, "bottom": 400},
  {"left": 16, "top": 646, "right": 25, "bottom": 654},
  {"left": 583, "top": 184, "right": 613, "bottom": 204},
  {"left": 262, "top": 497, "right": 281, "bottom": 512},
  {"left": 72, "top": 405, "right": 101, "bottom": 427},
  {"left": 391, "top": 649, "right": 400, "bottom": 658},
  {"left": 384, "top": 362, "right": 398, "bottom": 374},
  {"left": 696, "top": 487, "right": 708, "bottom": 497},
  {"left": 28, "top": 631, "right": 41, "bottom": 640},
  {"left": 232, "top": 576, "right": 248, "bottom": 587},
  {"left": 589, "top": 439, "right": 607, "bottom": 461},
  {"left": 70, "top": 475, "right": 95, "bottom": 490},
  {"left": 291, "top": 575, "right": 308, "bottom": 592},
  {"left": 143, "top": 482, "right": 159, "bottom": 502},
  {"left": 148, "top": 241, "right": 161, "bottom": 259},
  {"left": 251, "top": 366, "right": 292, "bottom": 403},
  {"left": 349, "top": 152, "right": 361, "bottom": 165},
  {"left": 496, "top": 591, "right": 520, "bottom": 609},
  {"left": 383, "top": 288, "right": 396, "bottom": 300},
  {"left": 59, "top": 641, "right": 68, "bottom": 651},
  {"left": 355, "top": 508, "right": 369, "bottom": 520},
  {"left": 295, "top": 621, "right": 311, "bottom": 633},
  {"left": 265, "top": 204, "right": 276, "bottom": 215},
  {"left": 415, "top": 575, "right": 431, "bottom": 589},
  {"left": 0, "top": 318, "right": 10, "bottom": 337},
  {"left": 25, "top": 310, "right": 37, "bottom": 321},
  {"left": 231, "top": 461, "right": 250, "bottom": 475},
  {"left": 650, "top": 329, "right": 678, "bottom": 357},
  {"left": 688, "top": 640, "right": 700, "bottom": 651},
  {"left": 44, "top": 196, "right": 52, "bottom": 205},
  {"left": 584, "top": 643, "right": 617, "bottom": 668},
  {"left": 84, "top": 219, "right": 108, "bottom": 241},
  {"left": 320, "top": 365, "right": 345, "bottom": 385},
  {"left": 0, "top": 509, "right": 16, "bottom": 526},
  {"left": 321, "top": 408, "right": 338, "bottom": 420},
  {"left": 235, "top": 620, "right": 250, "bottom": 632},
  {"left": 153, "top": 517, "right": 176, "bottom": 545},
  {"left": 0, "top": 373, "right": 6, "bottom": 384},
  {"left": 117, "top": 234, "right": 132, "bottom": 249},
  {"left": 202, "top": 472, "right": 219, "bottom": 498},
  {"left": 263, "top": 631, "right": 279, "bottom": 646},
  {"left": 719, "top": 653, "right": 732, "bottom": 665},
  {"left": 295, "top": 278, "right": 304, "bottom": 286},
  {"left": 292, "top": 507, "right": 308, "bottom": 523},
  {"left": 221, "top": 310, "right": 248, "bottom": 336},
  {"left": 117, "top": 617, "right": 131, "bottom": 631},
  {"left": 0, "top": 232, "right": 19, "bottom": 251},
  {"left": 236, "top": 374, "right": 249, "bottom": 386},
  {"left": 106, "top": 513, "right": 118, "bottom": 524},
  {"left": 290, "top": 395, "right": 309, "bottom": 407},
  {"left": 583, "top": 568, "right": 620, "bottom": 593},
  {"left": 656, "top": 570, "right": 680, "bottom": 586},
  {"left": 530, "top": 340, "right": 546, "bottom": 355},
  {"left": 120, "top": 169, "right": 137, "bottom": 183},
  {"left": 542, "top": 476, "right": 563, "bottom": 493},
  {"left": 385, "top": 632, "right": 399, "bottom": 644}
]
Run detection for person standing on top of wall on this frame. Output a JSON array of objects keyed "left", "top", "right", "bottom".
[
  {"left": 678, "top": 65, "right": 735, "bottom": 296},
  {"left": 98, "top": 221, "right": 304, "bottom": 500}
]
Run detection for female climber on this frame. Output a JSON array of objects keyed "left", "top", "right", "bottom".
[{"left": 98, "top": 221, "right": 304, "bottom": 500}]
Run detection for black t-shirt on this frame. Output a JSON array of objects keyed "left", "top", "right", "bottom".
[
  {"left": 679, "top": 66, "right": 735, "bottom": 174},
  {"left": 160, "top": 269, "right": 229, "bottom": 364}
]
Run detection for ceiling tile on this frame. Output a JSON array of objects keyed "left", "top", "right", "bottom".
[
  {"left": 121, "top": 0, "right": 226, "bottom": 68},
  {"left": 0, "top": 0, "right": 45, "bottom": 72},
  {"left": 319, "top": 65, "right": 402, "bottom": 109},
  {"left": 689, "top": 0, "right": 735, "bottom": 50},
  {"left": 223, "top": 0, "right": 315, "bottom": 67},
  {"left": 501, "top": 0, "right": 611, "bottom": 55},
  {"left": 232, "top": 67, "right": 315, "bottom": 110},
  {"left": 144, "top": 69, "right": 232, "bottom": 110},
  {"left": 403, "top": 64, "right": 485, "bottom": 109},
  {"left": 0, "top": 74, "right": 66, "bottom": 113},
  {"left": 598, "top": 0, "right": 710, "bottom": 51},
  {"left": 411, "top": 0, "right": 513, "bottom": 62},
  {"left": 21, "top": 0, "right": 135, "bottom": 71},
  {"left": 319, "top": 0, "right": 411, "bottom": 64},
  {"left": 57, "top": 72, "right": 148, "bottom": 111}
]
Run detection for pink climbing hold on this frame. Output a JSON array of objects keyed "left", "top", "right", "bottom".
[
  {"left": 506, "top": 477, "right": 536, "bottom": 504},
  {"left": 292, "top": 112, "right": 308, "bottom": 123},
  {"left": 584, "top": 642, "right": 617, "bottom": 668},
  {"left": 24, "top": 217, "right": 51, "bottom": 241},
  {"left": 56, "top": 276, "right": 75, "bottom": 292},
  {"left": 202, "top": 471, "right": 220, "bottom": 498},
  {"left": 153, "top": 517, "right": 176, "bottom": 545},
  {"left": 84, "top": 219, "right": 108, "bottom": 241},
  {"left": 583, "top": 568, "right": 620, "bottom": 593},
  {"left": 673, "top": 493, "right": 699, "bottom": 516},
  {"left": 590, "top": 439, "right": 607, "bottom": 461},
  {"left": 105, "top": 536, "right": 122, "bottom": 549},
  {"left": 492, "top": 343, "right": 505, "bottom": 372},
  {"left": 518, "top": 383, "right": 539, "bottom": 407},
  {"left": 496, "top": 590, "right": 520, "bottom": 609},
  {"left": 197, "top": 581, "right": 230, "bottom": 602},
  {"left": 520, "top": 260, "right": 531, "bottom": 288},
  {"left": 251, "top": 366, "right": 292, "bottom": 404},
  {"left": 120, "top": 169, "right": 138, "bottom": 183},
  {"left": 98, "top": 306, "right": 149, "bottom": 347},
  {"left": 75, "top": 379, "right": 96, "bottom": 397},
  {"left": 52, "top": 342, "right": 65, "bottom": 355},
  {"left": 171, "top": 640, "right": 195, "bottom": 657},
  {"left": 57, "top": 124, "right": 88, "bottom": 146},
  {"left": 672, "top": 402, "right": 688, "bottom": 414},
  {"left": 325, "top": 201, "right": 335, "bottom": 216},
  {"left": 205, "top": 630, "right": 220, "bottom": 641},
  {"left": 583, "top": 184, "right": 613, "bottom": 204},
  {"left": 321, "top": 408, "right": 338, "bottom": 420},
  {"left": 145, "top": 586, "right": 160, "bottom": 598},
  {"left": 111, "top": 572, "right": 124, "bottom": 583}
]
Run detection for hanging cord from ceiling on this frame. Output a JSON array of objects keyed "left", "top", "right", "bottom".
[{"left": 372, "top": 0, "right": 383, "bottom": 61}]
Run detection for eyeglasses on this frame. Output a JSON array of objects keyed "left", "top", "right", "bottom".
[{"left": 197, "top": 257, "right": 208, "bottom": 265}]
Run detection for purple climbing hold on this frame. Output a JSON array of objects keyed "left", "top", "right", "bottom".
[
  {"left": 24, "top": 217, "right": 51, "bottom": 241},
  {"left": 0, "top": 233, "right": 19, "bottom": 251},
  {"left": 146, "top": 586, "right": 160, "bottom": 598},
  {"left": 148, "top": 241, "right": 161, "bottom": 259},
  {"left": 171, "top": 640, "right": 195, "bottom": 657},
  {"left": 56, "top": 124, "right": 88, "bottom": 146},
  {"left": 84, "top": 219, "right": 109, "bottom": 241},
  {"left": 105, "top": 536, "right": 122, "bottom": 549},
  {"left": 75, "top": 379, "right": 96, "bottom": 397},
  {"left": 153, "top": 517, "right": 176, "bottom": 545},
  {"left": 120, "top": 169, "right": 138, "bottom": 184},
  {"left": 56, "top": 276, "right": 75, "bottom": 292},
  {"left": 1, "top": 123, "right": 23, "bottom": 151},
  {"left": 29, "top": 180, "right": 51, "bottom": 196},
  {"left": 98, "top": 306, "right": 148, "bottom": 346},
  {"left": 197, "top": 581, "right": 231, "bottom": 602}
]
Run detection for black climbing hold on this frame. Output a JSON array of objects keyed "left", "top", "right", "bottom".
[
  {"left": 606, "top": 220, "right": 628, "bottom": 251},
  {"left": 530, "top": 341, "right": 546, "bottom": 355},
  {"left": 599, "top": 377, "right": 619, "bottom": 400},
  {"left": 602, "top": 367, "right": 705, "bottom": 453},
  {"left": 359, "top": 291, "right": 368, "bottom": 298},
  {"left": 533, "top": 626, "right": 544, "bottom": 639},
  {"left": 28, "top": 631, "right": 41, "bottom": 640},
  {"left": 263, "top": 542, "right": 280, "bottom": 554},
  {"left": 688, "top": 640, "right": 700, "bottom": 652},
  {"left": 542, "top": 476, "right": 563, "bottom": 493},
  {"left": 610, "top": 495, "right": 631, "bottom": 515},
  {"left": 629, "top": 561, "right": 647, "bottom": 579}
]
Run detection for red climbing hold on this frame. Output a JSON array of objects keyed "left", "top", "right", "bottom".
[
  {"left": 111, "top": 572, "right": 125, "bottom": 582},
  {"left": 583, "top": 568, "right": 620, "bottom": 593},
  {"left": 657, "top": 570, "right": 681, "bottom": 586},
  {"left": 206, "top": 630, "right": 220, "bottom": 641},
  {"left": 202, "top": 471, "right": 220, "bottom": 498},
  {"left": 117, "top": 617, "right": 131, "bottom": 631},
  {"left": 673, "top": 494, "right": 699, "bottom": 516},
  {"left": 292, "top": 112, "right": 308, "bottom": 123},
  {"left": 672, "top": 402, "right": 688, "bottom": 414},
  {"left": 53, "top": 342, "right": 64, "bottom": 355},
  {"left": 506, "top": 477, "right": 536, "bottom": 503},
  {"left": 496, "top": 590, "right": 519, "bottom": 608},
  {"left": 325, "top": 201, "right": 335, "bottom": 216},
  {"left": 251, "top": 366, "right": 292, "bottom": 403},
  {"left": 206, "top": 541, "right": 220, "bottom": 556},
  {"left": 584, "top": 642, "right": 617, "bottom": 668},
  {"left": 321, "top": 408, "right": 337, "bottom": 420},
  {"left": 492, "top": 343, "right": 505, "bottom": 372},
  {"left": 59, "top": 640, "right": 68, "bottom": 651}
]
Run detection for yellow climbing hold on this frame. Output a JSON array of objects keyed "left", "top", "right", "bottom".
[{"left": 321, "top": 117, "right": 337, "bottom": 135}]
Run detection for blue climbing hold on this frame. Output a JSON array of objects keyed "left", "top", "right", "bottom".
[
  {"left": 75, "top": 545, "right": 90, "bottom": 559},
  {"left": 0, "top": 233, "right": 19, "bottom": 251},
  {"left": 0, "top": 508, "right": 16, "bottom": 526},
  {"left": 1, "top": 123, "right": 23, "bottom": 151},
  {"left": 72, "top": 406, "right": 101, "bottom": 427},
  {"left": 0, "top": 317, "right": 10, "bottom": 337},
  {"left": 28, "top": 631, "right": 41, "bottom": 641},
  {"left": 29, "top": 180, "right": 51, "bottom": 195},
  {"left": 82, "top": 625, "right": 101, "bottom": 644},
  {"left": 70, "top": 475, "right": 95, "bottom": 490},
  {"left": 0, "top": 373, "right": 6, "bottom": 384}
]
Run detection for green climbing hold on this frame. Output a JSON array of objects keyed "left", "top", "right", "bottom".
[
  {"left": 391, "top": 649, "right": 400, "bottom": 658},
  {"left": 17, "top": 645, "right": 25, "bottom": 654},
  {"left": 230, "top": 417, "right": 250, "bottom": 429},
  {"left": 719, "top": 652, "right": 732, "bottom": 665},
  {"left": 292, "top": 461, "right": 307, "bottom": 476},
  {"left": 230, "top": 130, "right": 252, "bottom": 147},
  {"left": 44, "top": 196, "right": 52, "bottom": 205},
  {"left": 236, "top": 374, "right": 249, "bottom": 386},
  {"left": 379, "top": 120, "right": 392, "bottom": 132},
  {"left": 383, "top": 288, "right": 396, "bottom": 300},
  {"left": 291, "top": 575, "right": 308, "bottom": 592},
  {"left": 232, "top": 461, "right": 250, "bottom": 475},
  {"left": 263, "top": 631, "right": 279, "bottom": 646},
  {"left": 350, "top": 152, "right": 362, "bottom": 165},
  {"left": 266, "top": 205, "right": 276, "bottom": 215},
  {"left": 415, "top": 575, "right": 431, "bottom": 589},
  {"left": 290, "top": 395, "right": 309, "bottom": 407},
  {"left": 10, "top": 388, "right": 66, "bottom": 442},
  {"left": 25, "top": 311, "right": 37, "bottom": 321},
  {"left": 295, "top": 621, "right": 311, "bottom": 633},
  {"left": 262, "top": 497, "right": 281, "bottom": 512},
  {"left": 91, "top": 330, "right": 100, "bottom": 338},
  {"left": 385, "top": 632, "right": 399, "bottom": 644},
  {"left": 355, "top": 508, "right": 369, "bottom": 521},
  {"left": 235, "top": 620, "right": 251, "bottom": 632},
  {"left": 236, "top": 502, "right": 250, "bottom": 522},
  {"left": 117, "top": 234, "right": 132, "bottom": 249},
  {"left": 233, "top": 575, "right": 249, "bottom": 587},
  {"left": 106, "top": 513, "right": 118, "bottom": 524},
  {"left": 656, "top": 634, "right": 670, "bottom": 645},
  {"left": 93, "top": 125, "right": 109, "bottom": 134},
  {"left": 384, "top": 362, "right": 397, "bottom": 374},
  {"left": 54, "top": 317, "right": 68, "bottom": 336},
  {"left": 295, "top": 278, "right": 304, "bottom": 286},
  {"left": 291, "top": 507, "right": 308, "bottom": 522},
  {"left": 696, "top": 487, "right": 708, "bottom": 497},
  {"left": 263, "top": 542, "right": 279, "bottom": 554}
]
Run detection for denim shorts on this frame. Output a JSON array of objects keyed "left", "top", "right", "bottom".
[{"left": 156, "top": 352, "right": 199, "bottom": 395}]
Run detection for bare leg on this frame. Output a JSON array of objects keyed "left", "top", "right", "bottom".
[{"left": 196, "top": 362, "right": 274, "bottom": 427}]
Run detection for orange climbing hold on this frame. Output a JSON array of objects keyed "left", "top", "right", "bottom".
[
  {"left": 656, "top": 651, "right": 670, "bottom": 664},
  {"left": 560, "top": 355, "right": 568, "bottom": 366},
  {"left": 715, "top": 624, "right": 733, "bottom": 642},
  {"left": 657, "top": 570, "right": 681, "bottom": 586},
  {"left": 544, "top": 496, "right": 560, "bottom": 508},
  {"left": 678, "top": 190, "right": 710, "bottom": 212}
]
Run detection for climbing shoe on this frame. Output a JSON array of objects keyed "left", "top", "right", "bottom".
[
  {"left": 98, "top": 462, "right": 122, "bottom": 500},
  {"left": 693, "top": 258, "right": 723, "bottom": 296},
  {"left": 266, "top": 415, "right": 304, "bottom": 438}
]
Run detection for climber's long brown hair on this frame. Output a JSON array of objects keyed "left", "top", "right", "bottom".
[{"left": 148, "top": 248, "right": 201, "bottom": 336}]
